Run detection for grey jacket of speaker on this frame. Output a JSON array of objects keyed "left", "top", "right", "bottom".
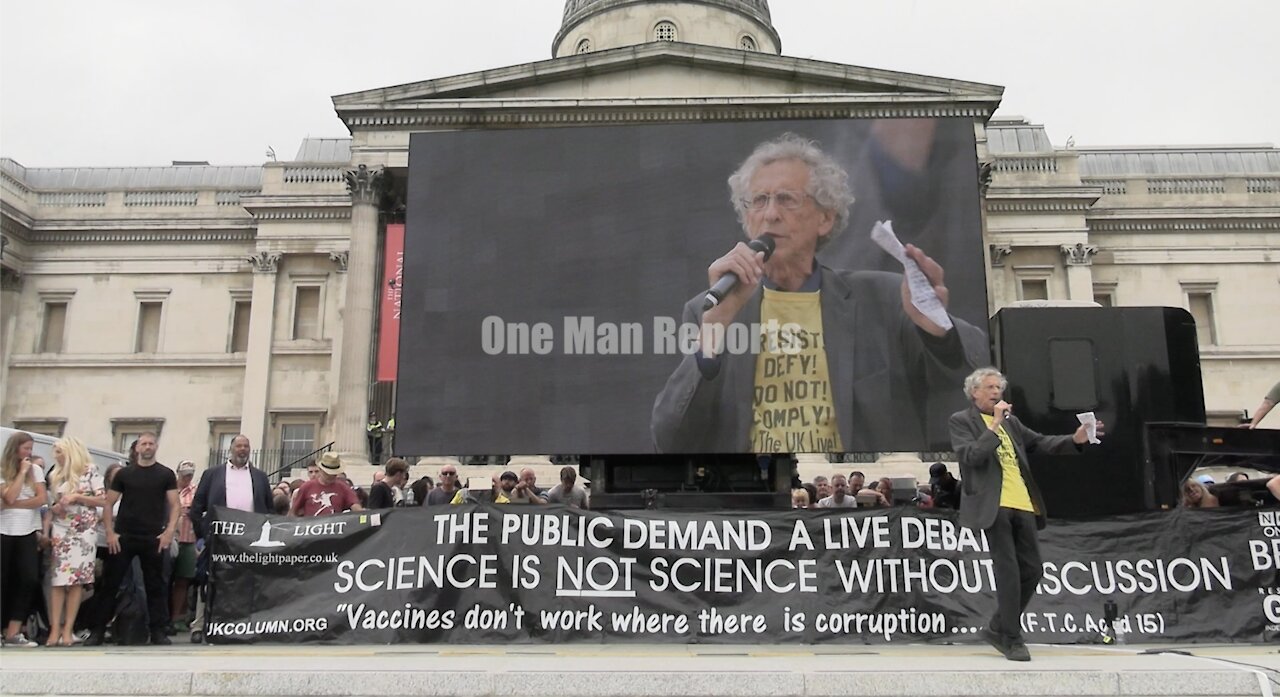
[{"left": 949, "top": 405, "right": 1082, "bottom": 531}]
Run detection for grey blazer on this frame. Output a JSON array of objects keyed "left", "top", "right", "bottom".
[
  {"left": 949, "top": 406, "right": 1081, "bottom": 531},
  {"left": 651, "top": 267, "right": 987, "bottom": 453}
]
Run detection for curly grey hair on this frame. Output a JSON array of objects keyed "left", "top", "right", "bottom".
[
  {"left": 727, "top": 133, "right": 855, "bottom": 248},
  {"left": 963, "top": 367, "right": 1007, "bottom": 398}
]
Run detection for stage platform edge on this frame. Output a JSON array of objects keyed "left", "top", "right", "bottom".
[{"left": 1, "top": 642, "right": 1277, "bottom": 697}]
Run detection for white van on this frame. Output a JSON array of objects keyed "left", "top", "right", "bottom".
[{"left": 0, "top": 427, "right": 127, "bottom": 478}]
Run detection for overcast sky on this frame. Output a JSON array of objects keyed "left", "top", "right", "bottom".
[{"left": 2, "top": 0, "right": 1276, "bottom": 168}]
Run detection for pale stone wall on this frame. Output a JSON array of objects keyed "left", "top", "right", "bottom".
[
  {"left": 3, "top": 225, "right": 255, "bottom": 461},
  {"left": 0, "top": 154, "right": 356, "bottom": 466},
  {"left": 491, "top": 65, "right": 804, "bottom": 99},
  {"left": 5, "top": 364, "right": 244, "bottom": 465}
]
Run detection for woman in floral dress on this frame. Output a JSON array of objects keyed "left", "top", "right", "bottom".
[{"left": 44, "top": 437, "right": 105, "bottom": 647}]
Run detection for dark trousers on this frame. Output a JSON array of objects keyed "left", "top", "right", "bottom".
[
  {"left": 0, "top": 532, "right": 39, "bottom": 629},
  {"left": 75, "top": 547, "right": 111, "bottom": 631},
  {"left": 985, "top": 507, "right": 1042, "bottom": 642},
  {"left": 93, "top": 534, "right": 169, "bottom": 632}
]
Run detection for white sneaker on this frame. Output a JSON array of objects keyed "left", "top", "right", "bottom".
[{"left": 2, "top": 633, "right": 38, "bottom": 648}]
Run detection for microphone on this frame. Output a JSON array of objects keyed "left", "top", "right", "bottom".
[{"left": 702, "top": 236, "right": 776, "bottom": 311}]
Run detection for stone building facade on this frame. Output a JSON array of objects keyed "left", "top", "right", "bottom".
[{"left": 2, "top": 0, "right": 1276, "bottom": 478}]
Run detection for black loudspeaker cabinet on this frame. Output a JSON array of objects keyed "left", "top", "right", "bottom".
[{"left": 992, "top": 307, "right": 1205, "bottom": 518}]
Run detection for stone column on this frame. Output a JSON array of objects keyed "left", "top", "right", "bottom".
[
  {"left": 1060, "top": 243, "right": 1099, "bottom": 301},
  {"left": 239, "top": 251, "right": 282, "bottom": 451},
  {"left": 0, "top": 263, "right": 23, "bottom": 416},
  {"left": 324, "top": 251, "right": 349, "bottom": 451},
  {"left": 988, "top": 244, "right": 1013, "bottom": 307},
  {"left": 333, "top": 165, "right": 384, "bottom": 465}
]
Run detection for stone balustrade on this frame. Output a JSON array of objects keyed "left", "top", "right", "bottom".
[
  {"left": 993, "top": 155, "right": 1059, "bottom": 173},
  {"left": 37, "top": 191, "right": 108, "bottom": 207},
  {"left": 1247, "top": 177, "right": 1280, "bottom": 194},
  {"left": 1077, "top": 173, "right": 1280, "bottom": 198},
  {"left": 1088, "top": 179, "right": 1127, "bottom": 195},
  {"left": 283, "top": 166, "right": 346, "bottom": 184},
  {"left": 216, "top": 190, "right": 258, "bottom": 206},
  {"left": 123, "top": 190, "right": 201, "bottom": 207},
  {"left": 1, "top": 170, "right": 31, "bottom": 200},
  {"left": 1146, "top": 177, "right": 1226, "bottom": 195}
]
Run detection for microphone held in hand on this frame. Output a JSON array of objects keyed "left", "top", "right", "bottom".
[{"left": 702, "top": 236, "right": 776, "bottom": 311}]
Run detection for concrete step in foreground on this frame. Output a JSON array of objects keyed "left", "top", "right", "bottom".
[{"left": 1, "top": 643, "right": 1277, "bottom": 697}]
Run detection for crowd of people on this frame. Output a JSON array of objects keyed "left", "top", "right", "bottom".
[
  {"left": 0, "top": 416, "right": 1275, "bottom": 650},
  {"left": 788, "top": 462, "right": 961, "bottom": 511},
  {"left": 0, "top": 432, "right": 592, "bottom": 648},
  {"left": 1180, "top": 471, "right": 1280, "bottom": 509},
  {"left": 268, "top": 455, "right": 591, "bottom": 514},
  {"left": 1, "top": 431, "right": 190, "bottom": 647}
]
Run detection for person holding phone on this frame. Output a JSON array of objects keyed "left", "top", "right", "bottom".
[{"left": 0, "top": 431, "right": 47, "bottom": 648}]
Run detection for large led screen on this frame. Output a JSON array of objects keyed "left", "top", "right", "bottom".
[{"left": 399, "top": 118, "right": 991, "bottom": 455}]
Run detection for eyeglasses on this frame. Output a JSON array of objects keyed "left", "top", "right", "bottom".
[
  {"left": 742, "top": 190, "right": 810, "bottom": 212},
  {"left": 441, "top": 471, "right": 457, "bottom": 476}
]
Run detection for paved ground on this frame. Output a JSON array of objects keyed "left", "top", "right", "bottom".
[{"left": 2, "top": 641, "right": 1277, "bottom": 696}]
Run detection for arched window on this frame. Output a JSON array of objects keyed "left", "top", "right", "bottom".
[
  {"left": 739, "top": 35, "right": 757, "bottom": 51},
  {"left": 576, "top": 38, "right": 592, "bottom": 54},
  {"left": 654, "top": 21, "right": 678, "bottom": 42}
]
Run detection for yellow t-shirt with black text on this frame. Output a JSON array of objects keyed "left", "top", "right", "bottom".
[
  {"left": 981, "top": 412, "right": 1035, "bottom": 512},
  {"left": 750, "top": 288, "right": 842, "bottom": 452}
]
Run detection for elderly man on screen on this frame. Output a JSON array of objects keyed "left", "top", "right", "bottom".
[{"left": 652, "top": 132, "right": 986, "bottom": 453}]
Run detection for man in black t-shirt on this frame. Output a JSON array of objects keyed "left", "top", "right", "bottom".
[
  {"left": 85, "top": 432, "right": 179, "bottom": 646},
  {"left": 367, "top": 458, "right": 408, "bottom": 509}
]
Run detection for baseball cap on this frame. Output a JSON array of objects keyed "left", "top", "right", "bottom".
[
  {"left": 1195, "top": 474, "right": 1214, "bottom": 486},
  {"left": 177, "top": 460, "right": 195, "bottom": 475},
  {"left": 928, "top": 462, "right": 947, "bottom": 485},
  {"left": 499, "top": 470, "right": 519, "bottom": 482},
  {"left": 318, "top": 452, "right": 343, "bottom": 474}
]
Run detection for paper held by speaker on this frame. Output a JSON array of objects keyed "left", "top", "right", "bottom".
[
  {"left": 1077, "top": 412, "right": 1102, "bottom": 444},
  {"left": 870, "top": 220, "right": 952, "bottom": 331}
]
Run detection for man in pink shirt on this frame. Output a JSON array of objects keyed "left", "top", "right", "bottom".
[
  {"left": 186, "top": 435, "right": 274, "bottom": 644},
  {"left": 189, "top": 436, "right": 273, "bottom": 534},
  {"left": 290, "top": 452, "right": 362, "bottom": 517}
]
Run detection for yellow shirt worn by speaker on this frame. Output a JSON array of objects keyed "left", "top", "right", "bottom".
[
  {"left": 750, "top": 288, "right": 843, "bottom": 453},
  {"left": 981, "top": 412, "right": 1035, "bottom": 512}
]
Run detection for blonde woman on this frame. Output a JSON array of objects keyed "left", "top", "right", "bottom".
[
  {"left": 790, "top": 488, "right": 810, "bottom": 509},
  {"left": 1180, "top": 479, "right": 1220, "bottom": 509},
  {"left": 44, "top": 437, "right": 105, "bottom": 646}
]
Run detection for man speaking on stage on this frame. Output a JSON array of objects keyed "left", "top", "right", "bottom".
[
  {"left": 950, "top": 367, "right": 1105, "bottom": 661},
  {"left": 651, "top": 132, "right": 987, "bottom": 453}
]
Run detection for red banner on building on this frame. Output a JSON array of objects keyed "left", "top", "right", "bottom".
[{"left": 376, "top": 223, "right": 405, "bottom": 382}]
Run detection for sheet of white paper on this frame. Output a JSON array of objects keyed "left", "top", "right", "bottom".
[
  {"left": 869, "top": 220, "right": 953, "bottom": 331},
  {"left": 1076, "top": 411, "right": 1101, "bottom": 444}
]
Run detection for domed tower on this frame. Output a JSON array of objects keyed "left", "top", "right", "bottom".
[{"left": 552, "top": 0, "right": 781, "bottom": 58}]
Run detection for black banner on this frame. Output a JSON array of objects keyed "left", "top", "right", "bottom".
[{"left": 206, "top": 505, "right": 1280, "bottom": 644}]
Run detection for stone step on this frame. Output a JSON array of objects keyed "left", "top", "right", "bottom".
[{"left": 1, "top": 643, "right": 1272, "bottom": 697}]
